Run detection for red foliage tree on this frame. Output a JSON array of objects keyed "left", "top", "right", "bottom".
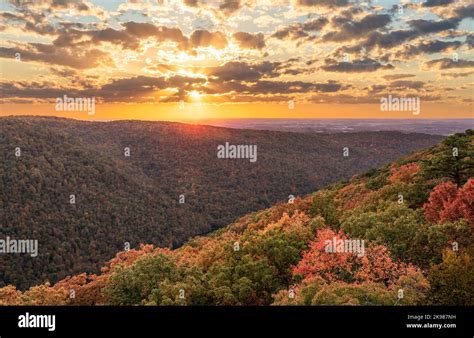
[
  {"left": 292, "top": 228, "right": 356, "bottom": 283},
  {"left": 424, "top": 179, "right": 474, "bottom": 226},
  {"left": 292, "top": 228, "right": 412, "bottom": 287}
]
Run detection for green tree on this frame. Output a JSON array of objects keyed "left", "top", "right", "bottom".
[
  {"left": 422, "top": 130, "right": 474, "bottom": 186},
  {"left": 106, "top": 254, "right": 178, "bottom": 305},
  {"left": 427, "top": 249, "right": 474, "bottom": 305}
]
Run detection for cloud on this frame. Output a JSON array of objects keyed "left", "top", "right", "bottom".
[
  {"left": 206, "top": 61, "right": 281, "bottom": 81},
  {"left": 99, "top": 75, "right": 206, "bottom": 101},
  {"left": 0, "top": 44, "right": 112, "bottom": 69},
  {"left": 322, "top": 14, "right": 392, "bottom": 42},
  {"left": 50, "top": 23, "right": 231, "bottom": 53},
  {"left": 387, "top": 80, "right": 425, "bottom": 89},
  {"left": 272, "top": 18, "right": 328, "bottom": 40},
  {"left": 7, "top": 0, "right": 107, "bottom": 19},
  {"left": 190, "top": 30, "right": 228, "bottom": 49},
  {"left": 394, "top": 40, "right": 462, "bottom": 59},
  {"left": 321, "top": 58, "right": 394, "bottom": 72},
  {"left": 233, "top": 32, "right": 265, "bottom": 49},
  {"left": 453, "top": 4, "right": 474, "bottom": 20},
  {"left": 441, "top": 71, "right": 474, "bottom": 78},
  {"left": 181, "top": 0, "right": 249, "bottom": 17},
  {"left": 408, "top": 18, "right": 461, "bottom": 34},
  {"left": 382, "top": 74, "right": 416, "bottom": 81},
  {"left": 296, "top": 0, "right": 349, "bottom": 7},
  {"left": 422, "top": 0, "right": 454, "bottom": 7},
  {"left": 52, "top": 23, "right": 190, "bottom": 51},
  {"left": 423, "top": 58, "right": 474, "bottom": 70}
]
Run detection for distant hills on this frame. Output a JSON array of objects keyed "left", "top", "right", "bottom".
[
  {"left": 1, "top": 128, "right": 472, "bottom": 305},
  {"left": 0, "top": 116, "right": 445, "bottom": 289},
  {"left": 199, "top": 119, "right": 473, "bottom": 136}
]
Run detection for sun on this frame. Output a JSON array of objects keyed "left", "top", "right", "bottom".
[{"left": 189, "top": 90, "right": 202, "bottom": 100}]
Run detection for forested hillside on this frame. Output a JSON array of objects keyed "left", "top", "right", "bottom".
[
  {"left": 0, "top": 116, "right": 444, "bottom": 289},
  {"left": 1, "top": 130, "right": 472, "bottom": 306}
]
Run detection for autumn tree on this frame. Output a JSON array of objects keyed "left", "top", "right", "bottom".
[
  {"left": 427, "top": 249, "right": 474, "bottom": 305},
  {"left": 424, "top": 179, "right": 474, "bottom": 226}
]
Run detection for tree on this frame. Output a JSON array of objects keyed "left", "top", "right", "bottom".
[
  {"left": 105, "top": 253, "right": 178, "bottom": 305},
  {"left": 427, "top": 249, "right": 474, "bottom": 305},
  {"left": 389, "top": 162, "right": 420, "bottom": 184},
  {"left": 424, "top": 179, "right": 474, "bottom": 226},
  {"left": 422, "top": 131, "right": 474, "bottom": 186},
  {"left": 0, "top": 285, "right": 23, "bottom": 305},
  {"left": 310, "top": 190, "right": 340, "bottom": 229}
]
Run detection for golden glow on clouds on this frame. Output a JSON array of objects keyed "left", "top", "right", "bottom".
[{"left": 0, "top": 0, "right": 473, "bottom": 119}]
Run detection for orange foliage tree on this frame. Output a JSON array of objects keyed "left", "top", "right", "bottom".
[
  {"left": 293, "top": 228, "right": 418, "bottom": 287},
  {"left": 424, "top": 179, "right": 474, "bottom": 226},
  {"left": 389, "top": 162, "right": 420, "bottom": 184}
]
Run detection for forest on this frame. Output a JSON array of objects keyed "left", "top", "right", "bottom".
[
  {"left": 0, "top": 116, "right": 444, "bottom": 289},
  {"left": 0, "top": 128, "right": 472, "bottom": 305}
]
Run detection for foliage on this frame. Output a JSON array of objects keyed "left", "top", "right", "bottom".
[
  {"left": 1, "top": 129, "right": 472, "bottom": 306},
  {"left": 424, "top": 179, "right": 474, "bottom": 226},
  {"left": 427, "top": 249, "right": 474, "bottom": 305},
  {"left": 1, "top": 117, "right": 442, "bottom": 289}
]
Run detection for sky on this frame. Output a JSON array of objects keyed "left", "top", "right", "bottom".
[{"left": 0, "top": 0, "right": 473, "bottom": 121}]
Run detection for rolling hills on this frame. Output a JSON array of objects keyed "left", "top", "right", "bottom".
[
  {"left": 1, "top": 129, "right": 472, "bottom": 305},
  {"left": 0, "top": 116, "right": 446, "bottom": 289}
]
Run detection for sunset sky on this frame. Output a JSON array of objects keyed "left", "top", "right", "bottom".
[{"left": 0, "top": 0, "right": 473, "bottom": 120}]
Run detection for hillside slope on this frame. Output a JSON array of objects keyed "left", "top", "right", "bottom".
[
  {"left": 0, "top": 116, "right": 445, "bottom": 289},
  {"left": 1, "top": 130, "right": 472, "bottom": 305}
]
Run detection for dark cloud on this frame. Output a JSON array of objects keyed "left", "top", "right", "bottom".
[
  {"left": 89, "top": 28, "right": 140, "bottom": 49},
  {"left": 8, "top": 0, "right": 89, "bottom": 10},
  {"left": 441, "top": 71, "right": 474, "bottom": 78},
  {"left": 190, "top": 30, "right": 228, "bottom": 49},
  {"left": 467, "top": 34, "right": 474, "bottom": 48},
  {"left": 0, "top": 45, "right": 112, "bottom": 69},
  {"left": 249, "top": 80, "right": 344, "bottom": 94},
  {"left": 322, "top": 14, "right": 391, "bottom": 42},
  {"left": 382, "top": 74, "right": 416, "bottom": 81},
  {"left": 339, "top": 18, "right": 463, "bottom": 55},
  {"left": 206, "top": 79, "right": 346, "bottom": 96},
  {"left": 296, "top": 0, "right": 349, "bottom": 7},
  {"left": 422, "top": 0, "right": 454, "bottom": 7},
  {"left": 206, "top": 61, "right": 281, "bottom": 82},
  {"left": 394, "top": 40, "right": 462, "bottom": 59},
  {"left": 321, "top": 58, "right": 393, "bottom": 73},
  {"left": 181, "top": 0, "right": 245, "bottom": 17},
  {"left": 0, "top": 80, "right": 83, "bottom": 100},
  {"left": 272, "top": 18, "right": 328, "bottom": 41},
  {"left": 454, "top": 4, "right": 474, "bottom": 20},
  {"left": 233, "top": 32, "right": 265, "bottom": 49},
  {"left": 183, "top": 0, "right": 199, "bottom": 6},
  {"left": 53, "top": 23, "right": 189, "bottom": 50},
  {"left": 100, "top": 75, "right": 206, "bottom": 101},
  {"left": 51, "top": 23, "right": 226, "bottom": 51},
  {"left": 424, "top": 58, "right": 474, "bottom": 70},
  {"left": 219, "top": 0, "right": 242, "bottom": 15},
  {"left": 408, "top": 18, "right": 460, "bottom": 34},
  {"left": 388, "top": 80, "right": 425, "bottom": 89}
]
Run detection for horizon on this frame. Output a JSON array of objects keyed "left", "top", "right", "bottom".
[{"left": 3, "top": 114, "right": 471, "bottom": 136}]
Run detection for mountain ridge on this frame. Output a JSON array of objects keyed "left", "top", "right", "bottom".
[
  {"left": 0, "top": 129, "right": 472, "bottom": 305},
  {"left": 0, "top": 116, "right": 446, "bottom": 289}
]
